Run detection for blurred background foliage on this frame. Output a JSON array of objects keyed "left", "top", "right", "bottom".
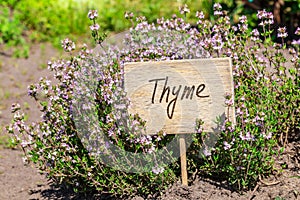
[{"left": 0, "top": 0, "right": 299, "bottom": 57}]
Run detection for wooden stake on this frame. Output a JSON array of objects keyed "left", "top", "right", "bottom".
[{"left": 179, "top": 134, "right": 188, "bottom": 186}]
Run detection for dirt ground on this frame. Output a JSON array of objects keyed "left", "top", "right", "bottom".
[{"left": 0, "top": 43, "right": 299, "bottom": 200}]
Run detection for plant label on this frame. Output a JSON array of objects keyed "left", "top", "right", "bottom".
[{"left": 124, "top": 58, "right": 235, "bottom": 134}]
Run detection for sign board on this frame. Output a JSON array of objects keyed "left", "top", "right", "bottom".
[{"left": 124, "top": 58, "right": 235, "bottom": 135}]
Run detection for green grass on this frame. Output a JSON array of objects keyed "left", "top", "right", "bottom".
[
  {"left": 0, "top": 131, "right": 9, "bottom": 147},
  {"left": 23, "top": 102, "right": 30, "bottom": 110},
  {"left": 3, "top": 90, "right": 11, "bottom": 99},
  {"left": 0, "top": 88, "right": 11, "bottom": 100},
  {"left": 275, "top": 197, "right": 285, "bottom": 200},
  {"left": 0, "top": 134, "right": 18, "bottom": 149},
  {"left": 39, "top": 63, "right": 47, "bottom": 70},
  {"left": 0, "top": 125, "right": 18, "bottom": 149},
  {"left": 0, "top": 0, "right": 223, "bottom": 54}
]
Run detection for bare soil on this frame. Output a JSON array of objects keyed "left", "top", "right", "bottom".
[{"left": 0, "top": 43, "right": 299, "bottom": 200}]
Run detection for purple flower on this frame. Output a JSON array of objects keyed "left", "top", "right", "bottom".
[
  {"left": 236, "top": 166, "right": 242, "bottom": 171},
  {"left": 277, "top": 27, "right": 288, "bottom": 38},
  {"left": 257, "top": 10, "right": 267, "bottom": 19},
  {"left": 203, "top": 147, "right": 212, "bottom": 157},
  {"left": 105, "top": 141, "right": 110, "bottom": 149},
  {"left": 238, "top": 23, "right": 248, "bottom": 32},
  {"left": 228, "top": 125, "right": 235, "bottom": 133},
  {"left": 147, "top": 146, "right": 155, "bottom": 154},
  {"left": 61, "top": 38, "right": 75, "bottom": 52},
  {"left": 196, "top": 126, "right": 203, "bottom": 134},
  {"left": 239, "top": 132, "right": 255, "bottom": 141},
  {"left": 28, "top": 84, "right": 37, "bottom": 97},
  {"left": 214, "top": 10, "right": 223, "bottom": 16},
  {"left": 196, "top": 11, "right": 204, "bottom": 19},
  {"left": 90, "top": 24, "right": 100, "bottom": 31},
  {"left": 253, "top": 115, "right": 264, "bottom": 126},
  {"left": 263, "top": 132, "right": 272, "bottom": 140},
  {"left": 295, "top": 27, "right": 300, "bottom": 35},
  {"left": 212, "top": 34, "right": 223, "bottom": 50},
  {"left": 179, "top": 4, "right": 190, "bottom": 15},
  {"left": 259, "top": 21, "right": 265, "bottom": 27},
  {"left": 239, "top": 15, "right": 247, "bottom": 23},
  {"left": 236, "top": 107, "right": 243, "bottom": 116},
  {"left": 232, "top": 26, "right": 237, "bottom": 32},
  {"left": 257, "top": 10, "right": 273, "bottom": 25},
  {"left": 225, "top": 98, "right": 233, "bottom": 106},
  {"left": 88, "top": 10, "right": 98, "bottom": 20},
  {"left": 124, "top": 11, "right": 134, "bottom": 19},
  {"left": 11, "top": 103, "right": 21, "bottom": 113},
  {"left": 213, "top": 3, "right": 222, "bottom": 10},
  {"left": 251, "top": 29, "right": 260, "bottom": 42},
  {"left": 292, "top": 39, "right": 300, "bottom": 45},
  {"left": 223, "top": 141, "right": 231, "bottom": 150},
  {"left": 152, "top": 165, "right": 164, "bottom": 174},
  {"left": 266, "top": 13, "right": 274, "bottom": 24},
  {"left": 108, "top": 129, "right": 114, "bottom": 137}
]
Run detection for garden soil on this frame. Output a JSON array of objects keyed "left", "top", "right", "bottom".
[{"left": 0, "top": 44, "right": 299, "bottom": 200}]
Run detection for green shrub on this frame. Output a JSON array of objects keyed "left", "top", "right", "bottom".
[
  {"left": 7, "top": 4, "right": 300, "bottom": 197},
  {"left": 0, "top": 2, "right": 29, "bottom": 57},
  {"left": 189, "top": 7, "right": 300, "bottom": 190}
]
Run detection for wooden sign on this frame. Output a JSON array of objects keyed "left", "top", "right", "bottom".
[
  {"left": 124, "top": 58, "right": 234, "bottom": 185},
  {"left": 124, "top": 58, "right": 235, "bottom": 134}
]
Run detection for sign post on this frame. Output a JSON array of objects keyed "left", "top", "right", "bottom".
[
  {"left": 124, "top": 58, "right": 234, "bottom": 185},
  {"left": 179, "top": 134, "right": 188, "bottom": 185}
]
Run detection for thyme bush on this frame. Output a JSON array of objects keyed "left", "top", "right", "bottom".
[
  {"left": 189, "top": 7, "right": 300, "bottom": 190},
  {"left": 7, "top": 4, "right": 299, "bottom": 196}
]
